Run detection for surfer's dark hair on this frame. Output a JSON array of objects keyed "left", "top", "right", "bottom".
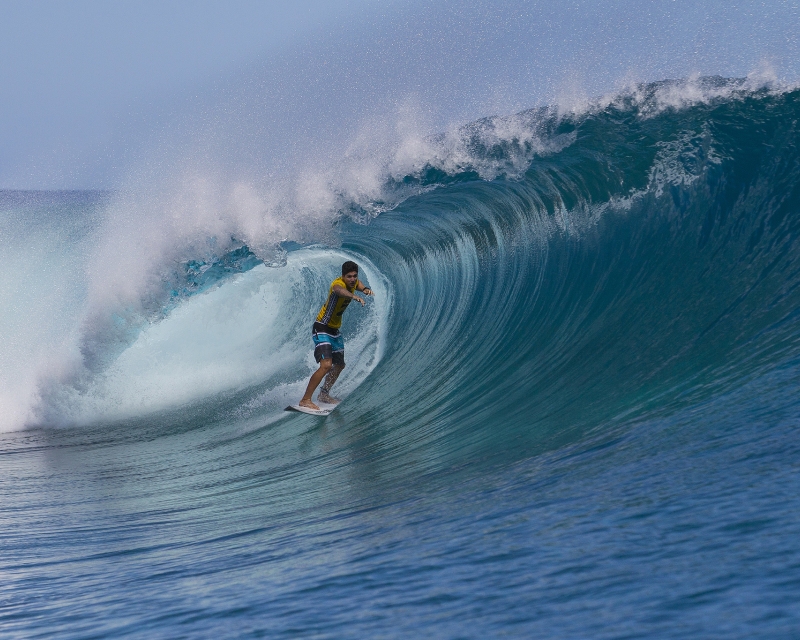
[{"left": 342, "top": 261, "right": 359, "bottom": 276}]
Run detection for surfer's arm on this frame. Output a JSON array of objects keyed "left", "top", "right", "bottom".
[
  {"left": 333, "top": 285, "right": 365, "bottom": 306},
  {"left": 356, "top": 281, "right": 373, "bottom": 296}
]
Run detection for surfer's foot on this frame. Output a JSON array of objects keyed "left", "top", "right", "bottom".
[
  {"left": 299, "top": 399, "right": 321, "bottom": 411},
  {"left": 318, "top": 391, "right": 341, "bottom": 404}
]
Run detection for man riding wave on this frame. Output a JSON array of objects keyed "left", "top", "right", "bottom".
[{"left": 298, "top": 261, "right": 373, "bottom": 410}]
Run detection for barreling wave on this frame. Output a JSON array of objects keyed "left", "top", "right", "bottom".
[
  {"left": 5, "top": 79, "right": 800, "bottom": 475},
  {"left": 335, "top": 78, "right": 800, "bottom": 473}
]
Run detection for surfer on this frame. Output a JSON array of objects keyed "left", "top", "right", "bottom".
[{"left": 298, "top": 261, "right": 373, "bottom": 410}]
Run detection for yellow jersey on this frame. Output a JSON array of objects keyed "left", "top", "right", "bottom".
[{"left": 315, "top": 277, "right": 360, "bottom": 329}]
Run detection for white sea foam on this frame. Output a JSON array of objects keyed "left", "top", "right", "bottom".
[
  {"left": 37, "top": 249, "right": 388, "bottom": 427},
  {"left": 559, "top": 65, "right": 794, "bottom": 121},
  {"left": 0, "top": 199, "right": 98, "bottom": 431}
]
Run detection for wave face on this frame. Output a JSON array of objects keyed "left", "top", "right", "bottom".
[
  {"left": 339, "top": 81, "right": 800, "bottom": 472},
  {"left": 3, "top": 82, "right": 800, "bottom": 637}
]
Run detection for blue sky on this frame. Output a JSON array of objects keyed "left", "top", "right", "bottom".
[
  {"left": 1, "top": 0, "right": 797, "bottom": 189},
  {"left": 0, "top": 0, "right": 388, "bottom": 188}
]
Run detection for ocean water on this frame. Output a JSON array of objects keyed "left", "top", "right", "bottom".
[{"left": 2, "top": 78, "right": 800, "bottom": 638}]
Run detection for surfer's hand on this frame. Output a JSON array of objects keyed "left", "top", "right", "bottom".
[
  {"left": 355, "top": 295, "right": 365, "bottom": 306},
  {"left": 363, "top": 287, "right": 373, "bottom": 296}
]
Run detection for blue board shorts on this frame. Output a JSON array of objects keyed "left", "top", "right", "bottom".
[{"left": 312, "top": 322, "right": 345, "bottom": 366}]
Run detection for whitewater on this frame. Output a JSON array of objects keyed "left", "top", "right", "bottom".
[{"left": 2, "top": 76, "right": 800, "bottom": 637}]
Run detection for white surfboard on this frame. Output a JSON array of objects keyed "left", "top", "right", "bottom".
[{"left": 285, "top": 404, "right": 334, "bottom": 416}]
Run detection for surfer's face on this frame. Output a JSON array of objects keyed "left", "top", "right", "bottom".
[{"left": 343, "top": 271, "right": 358, "bottom": 288}]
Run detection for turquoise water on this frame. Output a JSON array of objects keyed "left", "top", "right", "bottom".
[{"left": 2, "top": 80, "right": 800, "bottom": 637}]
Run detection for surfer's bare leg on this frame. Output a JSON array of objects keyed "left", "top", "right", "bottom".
[
  {"left": 300, "top": 358, "right": 333, "bottom": 410},
  {"left": 319, "top": 363, "right": 345, "bottom": 403}
]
